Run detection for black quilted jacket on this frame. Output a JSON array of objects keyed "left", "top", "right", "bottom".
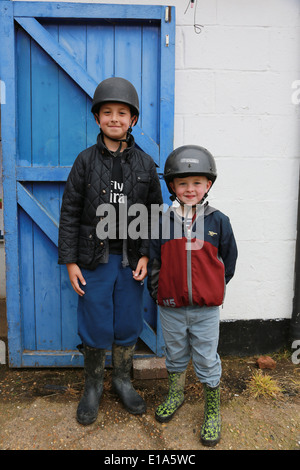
[{"left": 58, "top": 133, "right": 163, "bottom": 270}]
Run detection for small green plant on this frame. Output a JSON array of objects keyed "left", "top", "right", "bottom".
[
  {"left": 247, "top": 370, "right": 283, "bottom": 399},
  {"left": 271, "top": 348, "right": 291, "bottom": 361}
]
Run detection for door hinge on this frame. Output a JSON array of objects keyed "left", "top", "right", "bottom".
[
  {"left": 165, "top": 35, "right": 169, "bottom": 47},
  {"left": 165, "top": 6, "right": 172, "bottom": 23}
]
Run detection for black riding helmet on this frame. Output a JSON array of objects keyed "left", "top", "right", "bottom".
[
  {"left": 164, "top": 145, "right": 217, "bottom": 201},
  {"left": 91, "top": 77, "right": 139, "bottom": 120},
  {"left": 91, "top": 77, "right": 139, "bottom": 145}
]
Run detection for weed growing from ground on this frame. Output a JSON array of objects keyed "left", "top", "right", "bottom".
[{"left": 247, "top": 370, "right": 283, "bottom": 399}]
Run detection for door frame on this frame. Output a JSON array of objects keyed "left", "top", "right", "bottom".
[{"left": 0, "top": 1, "right": 175, "bottom": 367}]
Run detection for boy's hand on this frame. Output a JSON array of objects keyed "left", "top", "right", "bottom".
[
  {"left": 132, "top": 256, "right": 148, "bottom": 282},
  {"left": 66, "top": 263, "right": 86, "bottom": 296}
]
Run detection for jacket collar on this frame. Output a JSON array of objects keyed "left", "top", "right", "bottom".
[
  {"left": 166, "top": 201, "right": 217, "bottom": 222},
  {"left": 96, "top": 131, "right": 135, "bottom": 158}
]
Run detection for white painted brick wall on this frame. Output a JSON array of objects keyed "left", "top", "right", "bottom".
[{"left": 3, "top": 0, "right": 300, "bottom": 323}]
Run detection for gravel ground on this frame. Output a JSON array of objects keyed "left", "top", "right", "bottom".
[{"left": 0, "top": 354, "right": 299, "bottom": 451}]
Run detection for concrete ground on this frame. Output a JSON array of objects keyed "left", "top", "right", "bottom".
[{"left": 0, "top": 299, "right": 299, "bottom": 452}]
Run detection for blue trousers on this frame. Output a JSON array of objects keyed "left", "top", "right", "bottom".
[
  {"left": 77, "top": 254, "right": 144, "bottom": 349},
  {"left": 159, "top": 304, "right": 221, "bottom": 388}
]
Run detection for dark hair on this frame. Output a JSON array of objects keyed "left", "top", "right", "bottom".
[{"left": 93, "top": 102, "right": 137, "bottom": 119}]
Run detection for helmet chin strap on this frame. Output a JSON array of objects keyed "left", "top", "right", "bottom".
[
  {"left": 100, "top": 129, "right": 132, "bottom": 154},
  {"left": 99, "top": 118, "right": 135, "bottom": 147},
  {"left": 171, "top": 192, "right": 209, "bottom": 208},
  {"left": 173, "top": 193, "right": 209, "bottom": 226}
]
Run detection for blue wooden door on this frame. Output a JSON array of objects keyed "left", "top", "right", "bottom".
[{"left": 0, "top": 1, "right": 175, "bottom": 367}]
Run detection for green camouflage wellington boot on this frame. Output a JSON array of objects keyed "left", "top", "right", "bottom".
[
  {"left": 200, "top": 384, "right": 221, "bottom": 446},
  {"left": 155, "top": 371, "right": 186, "bottom": 423}
]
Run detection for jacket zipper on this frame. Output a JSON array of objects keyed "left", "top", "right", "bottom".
[
  {"left": 185, "top": 207, "right": 204, "bottom": 306},
  {"left": 186, "top": 225, "right": 193, "bottom": 306}
]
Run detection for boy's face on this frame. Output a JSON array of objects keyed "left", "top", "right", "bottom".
[
  {"left": 95, "top": 102, "right": 137, "bottom": 141},
  {"left": 169, "top": 175, "right": 212, "bottom": 206}
]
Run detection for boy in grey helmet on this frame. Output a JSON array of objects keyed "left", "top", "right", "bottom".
[
  {"left": 58, "top": 77, "right": 163, "bottom": 425},
  {"left": 147, "top": 145, "right": 237, "bottom": 446}
]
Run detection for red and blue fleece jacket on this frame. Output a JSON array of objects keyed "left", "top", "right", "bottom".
[{"left": 147, "top": 203, "right": 238, "bottom": 308}]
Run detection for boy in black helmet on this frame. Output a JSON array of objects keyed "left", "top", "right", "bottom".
[
  {"left": 58, "top": 77, "right": 163, "bottom": 425},
  {"left": 148, "top": 145, "right": 237, "bottom": 446}
]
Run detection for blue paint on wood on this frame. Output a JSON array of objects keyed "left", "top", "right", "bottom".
[
  {"left": 31, "top": 36, "right": 59, "bottom": 166},
  {"left": 141, "top": 26, "right": 159, "bottom": 143},
  {"left": 19, "top": 204, "right": 36, "bottom": 350},
  {"left": 14, "top": 2, "right": 164, "bottom": 20},
  {"left": 1, "top": 2, "right": 175, "bottom": 367},
  {"left": 17, "top": 183, "right": 59, "bottom": 246},
  {"left": 56, "top": 23, "right": 89, "bottom": 164},
  {"left": 33, "top": 224, "right": 61, "bottom": 350},
  {"left": 159, "top": 7, "right": 176, "bottom": 172},
  {"left": 16, "top": 17, "right": 97, "bottom": 97},
  {"left": 140, "top": 320, "right": 157, "bottom": 355},
  {"left": 0, "top": 1, "right": 22, "bottom": 367},
  {"left": 15, "top": 17, "right": 160, "bottom": 161},
  {"left": 86, "top": 23, "right": 114, "bottom": 147},
  {"left": 17, "top": 167, "right": 71, "bottom": 181},
  {"left": 16, "top": 27, "right": 32, "bottom": 166}
]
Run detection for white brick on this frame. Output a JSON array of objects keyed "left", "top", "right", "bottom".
[
  {"left": 268, "top": 28, "right": 300, "bottom": 72},
  {"left": 235, "top": 240, "right": 295, "bottom": 284},
  {"left": 221, "top": 280, "right": 263, "bottom": 320},
  {"left": 222, "top": 278, "right": 293, "bottom": 321},
  {"left": 175, "top": 26, "right": 185, "bottom": 70},
  {"left": 183, "top": 115, "right": 300, "bottom": 158},
  {"left": 183, "top": 26, "right": 269, "bottom": 71},
  {"left": 175, "top": 70, "right": 215, "bottom": 115},
  {"left": 217, "top": 0, "right": 300, "bottom": 27},
  {"left": 215, "top": 71, "right": 298, "bottom": 116},
  {"left": 176, "top": 0, "right": 217, "bottom": 26},
  {"left": 213, "top": 199, "right": 298, "bottom": 243},
  {"left": 173, "top": 115, "right": 184, "bottom": 148},
  {"left": 211, "top": 157, "right": 300, "bottom": 203}
]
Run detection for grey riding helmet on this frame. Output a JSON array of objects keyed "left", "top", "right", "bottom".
[
  {"left": 91, "top": 77, "right": 139, "bottom": 120},
  {"left": 164, "top": 145, "right": 217, "bottom": 198}
]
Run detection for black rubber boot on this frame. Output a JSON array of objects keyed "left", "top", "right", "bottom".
[
  {"left": 111, "top": 344, "right": 146, "bottom": 415},
  {"left": 76, "top": 345, "right": 106, "bottom": 425}
]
